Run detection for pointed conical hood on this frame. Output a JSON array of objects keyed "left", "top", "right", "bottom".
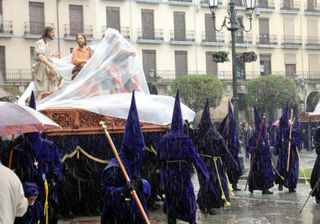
[
  {"left": 121, "top": 91, "right": 145, "bottom": 174},
  {"left": 253, "top": 106, "right": 262, "bottom": 130},
  {"left": 198, "top": 99, "right": 212, "bottom": 136},
  {"left": 280, "top": 102, "right": 289, "bottom": 130},
  {"left": 171, "top": 90, "right": 184, "bottom": 133},
  {"left": 29, "top": 91, "right": 36, "bottom": 110}
]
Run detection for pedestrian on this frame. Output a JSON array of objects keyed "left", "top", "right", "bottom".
[
  {"left": 157, "top": 90, "right": 209, "bottom": 224},
  {"left": 100, "top": 91, "right": 151, "bottom": 223},
  {"left": 71, "top": 33, "right": 94, "bottom": 80},
  {"left": 0, "top": 161, "right": 28, "bottom": 224},
  {"left": 196, "top": 99, "right": 239, "bottom": 215},
  {"left": 246, "top": 107, "right": 274, "bottom": 194},
  {"left": 274, "top": 103, "right": 302, "bottom": 193},
  {"left": 310, "top": 126, "right": 320, "bottom": 203},
  {"left": 32, "top": 26, "right": 63, "bottom": 100}
]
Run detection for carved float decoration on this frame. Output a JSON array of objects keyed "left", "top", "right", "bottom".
[{"left": 42, "top": 108, "right": 169, "bottom": 136}]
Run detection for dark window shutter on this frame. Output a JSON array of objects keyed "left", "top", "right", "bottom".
[
  {"left": 141, "top": 9, "right": 154, "bottom": 39},
  {"left": 174, "top": 12, "right": 185, "bottom": 41},
  {"left": 69, "top": 5, "right": 83, "bottom": 35},
  {"left": 205, "top": 13, "right": 215, "bottom": 41},
  {"left": 259, "top": 18, "right": 269, "bottom": 43},
  {"left": 142, "top": 50, "right": 156, "bottom": 79},
  {"left": 0, "top": 46, "right": 5, "bottom": 81},
  {"left": 206, "top": 51, "right": 217, "bottom": 75},
  {"left": 106, "top": 7, "right": 120, "bottom": 31},
  {"left": 29, "top": 2, "right": 44, "bottom": 34},
  {"left": 175, "top": 51, "right": 188, "bottom": 78},
  {"left": 260, "top": 54, "right": 271, "bottom": 75}
]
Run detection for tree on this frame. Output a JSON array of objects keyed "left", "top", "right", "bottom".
[
  {"left": 172, "top": 75, "right": 224, "bottom": 112},
  {"left": 247, "top": 75, "right": 299, "bottom": 116}
]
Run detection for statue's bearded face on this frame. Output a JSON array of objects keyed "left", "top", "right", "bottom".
[{"left": 76, "top": 34, "right": 86, "bottom": 47}]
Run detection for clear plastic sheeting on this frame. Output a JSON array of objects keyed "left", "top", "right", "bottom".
[{"left": 23, "top": 28, "right": 195, "bottom": 125}]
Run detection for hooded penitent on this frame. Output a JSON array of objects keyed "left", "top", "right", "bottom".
[
  {"left": 218, "top": 101, "right": 242, "bottom": 188},
  {"left": 13, "top": 91, "right": 62, "bottom": 224},
  {"left": 274, "top": 103, "right": 301, "bottom": 190},
  {"left": 246, "top": 106, "right": 274, "bottom": 192},
  {"left": 157, "top": 90, "right": 209, "bottom": 223},
  {"left": 196, "top": 99, "right": 238, "bottom": 212},
  {"left": 311, "top": 126, "right": 320, "bottom": 203},
  {"left": 100, "top": 91, "right": 150, "bottom": 224}
]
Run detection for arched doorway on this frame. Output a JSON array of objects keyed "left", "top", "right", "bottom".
[{"left": 306, "top": 91, "right": 320, "bottom": 112}]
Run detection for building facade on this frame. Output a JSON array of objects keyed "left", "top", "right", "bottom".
[{"left": 0, "top": 0, "right": 320, "bottom": 112}]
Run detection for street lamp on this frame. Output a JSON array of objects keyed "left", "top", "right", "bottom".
[{"left": 208, "top": 0, "right": 255, "bottom": 125}]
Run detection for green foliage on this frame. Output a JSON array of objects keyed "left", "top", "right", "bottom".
[
  {"left": 240, "top": 51, "right": 257, "bottom": 63},
  {"left": 247, "top": 75, "right": 299, "bottom": 115},
  {"left": 172, "top": 75, "right": 224, "bottom": 112},
  {"left": 306, "top": 91, "right": 320, "bottom": 112},
  {"left": 212, "top": 51, "right": 229, "bottom": 63}
]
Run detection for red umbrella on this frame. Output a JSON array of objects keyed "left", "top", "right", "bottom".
[{"left": 0, "top": 102, "right": 61, "bottom": 136}]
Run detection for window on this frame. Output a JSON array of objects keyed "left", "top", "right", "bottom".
[
  {"left": 307, "top": 18, "right": 318, "bottom": 44},
  {"left": 235, "top": 0, "right": 243, "bottom": 6},
  {"left": 29, "top": 2, "right": 44, "bottom": 34},
  {"left": 308, "top": 54, "right": 319, "bottom": 79},
  {"left": 30, "top": 47, "right": 36, "bottom": 69},
  {"left": 142, "top": 50, "right": 156, "bottom": 80},
  {"left": 206, "top": 51, "right": 217, "bottom": 75},
  {"left": 174, "top": 12, "right": 186, "bottom": 41},
  {"left": 283, "top": 0, "right": 294, "bottom": 9},
  {"left": 205, "top": 14, "right": 215, "bottom": 42},
  {"left": 106, "top": 7, "right": 120, "bottom": 32},
  {"left": 260, "top": 54, "right": 271, "bottom": 75},
  {"left": 284, "top": 53, "right": 296, "bottom": 78},
  {"left": 141, "top": 9, "right": 154, "bottom": 39},
  {"left": 69, "top": 5, "right": 83, "bottom": 35},
  {"left": 307, "top": 0, "right": 317, "bottom": 10},
  {"left": 259, "top": 18, "right": 269, "bottom": 43},
  {"left": 258, "top": 0, "right": 269, "bottom": 8},
  {"left": 0, "top": 0, "right": 3, "bottom": 32},
  {"left": 175, "top": 51, "right": 188, "bottom": 78},
  {"left": 0, "top": 46, "right": 5, "bottom": 82},
  {"left": 235, "top": 17, "right": 244, "bottom": 43},
  {"left": 236, "top": 53, "right": 246, "bottom": 79},
  {"left": 283, "top": 17, "right": 295, "bottom": 43}
]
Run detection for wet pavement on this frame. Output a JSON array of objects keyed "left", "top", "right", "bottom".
[{"left": 59, "top": 151, "right": 320, "bottom": 224}]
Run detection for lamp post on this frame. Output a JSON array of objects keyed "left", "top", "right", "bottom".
[{"left": 208, "top": 0, "right": 256, "bottom": 125}]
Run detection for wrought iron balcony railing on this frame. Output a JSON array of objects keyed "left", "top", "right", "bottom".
[
  {"left": 282, "top": 35, "right": 302, "bottom": 45},
  {"left": 101, "top": 26, "right": 130, "bottom": 40},
  {"left": 306, "top": 36, "right": 320, "bottom": 45},
  {"left": 256, "top": 34, "right": 278, "bottom": 44},
  {"left": 170, "top": 30, "right": 195, "bottom": 42},
  {"left": 24, "top": 22, "right": 54, "bottom": 36},
  {"left": 280, "top": 0, "right": 300, "bottom": 10},
  {"left": 0, "top": 69, "right": 32, "bottom": 83},
  {"left": 0, "top": 21, "right": 13, "bottom": 35},
  {"left": 256, "top": 0, "right": 275, "bottom": 9},
  {"left": 137, "top": 28, "right": 164, "bottom": 41},
  {"left": 232, "top": 34, "right": 252, "bottom": 44},
  {"left": 64, "top": 24, "right": 93, "bottom": 39},
  {"left": 201, "top": 31, "right": 224, "bottom": 43}
]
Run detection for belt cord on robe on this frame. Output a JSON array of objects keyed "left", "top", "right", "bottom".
[
  {"left": 43, "top": 174, "right": 49, "bottom": 224},
  {"left": 224, "top": 171, "right": 235, "bottom": 198},
  {"left": 200, "top": 154, "right": 231, "bottom": 206}
]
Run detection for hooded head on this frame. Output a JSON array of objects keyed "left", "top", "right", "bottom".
[
  {"left": 280, "top": 102, "right": 289, "bottom": 131},
  {"left": 198, "top": 99, "right": 212, "bottom": 137},
  {"left": 120, "top": 91, "right": 145, "bottom": 176},
  {"left": 29, "top": 91, "right": 36, "bottom": 110},
  {"left": 170, "top": 90, "right": 184, "bottom": 134},
  {"left": 253, "top": 106, "right": 262, "bottom": 130},
  {"left": 23, "top": 182, "right": 39, "bottom": 197}
]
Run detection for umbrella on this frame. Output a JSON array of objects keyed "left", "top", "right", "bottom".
[
  {"left": 0, "top": 102, "right": 61, "bottom": 136},
  {"left": 0, "top": 88, "right": 10, "bottom": 99}
]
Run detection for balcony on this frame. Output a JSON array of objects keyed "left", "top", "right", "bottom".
[
  {"left": 168, "top": 0, "right": 192, "bottom": 6},
  {"left": 256, "top": 34, "right": 278, "bottom": 48},
  {"left": 282, "top": 35, "right": 302, "bottom": 49},
  {"left": 305, "top": 2, "right": 320, "bottom": 15},
  {"left": 256, "top": 0, "right": 275, "bottom": 12},
  {"left": 24, "top": 22, "right": 54, "bottom": 39},
  {"left": 229, "top": 34, "right": 253, "bottom": 48},
  {"left": 101, "top": 26, "right": 130, "bottom": 40},
  {"left": 169, "top": 30, "right": 195, "bottom": 45},
  {"left": 305, "top": 37, "right": 320, "bottom": 50},
  {"left": 136, "top": 0, "right": 161, "bottom": 3},
  {"left": 201, "top": 31, "right": 225, "bottom": 46},
  {"left": 280, "top": 0, "right": 300, "bottom": 13},
  {"left": 64, "top": 24, "right": 93, "bottom": 41},
  {"left": 0, "top": 21, "right": 13, "bottom": 38},
  {"left": 0, "top": 69, "right": 32, "bottom": 84},
  {"left": 199, "top": 0, "right": 222, "bottom": 8},
  {"left": 136, "top": 28, "right": 164, "bottom": 44}
]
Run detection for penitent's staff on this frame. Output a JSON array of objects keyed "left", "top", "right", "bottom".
[
  {"left": 99, "top": 121, "right": 151, "bottom": 224},
  {"left": 286, "top": 110, "right": 294, "bottom": 172},
  {"left": 300, "top": 178, "right": 320, "bottom": 213}
]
